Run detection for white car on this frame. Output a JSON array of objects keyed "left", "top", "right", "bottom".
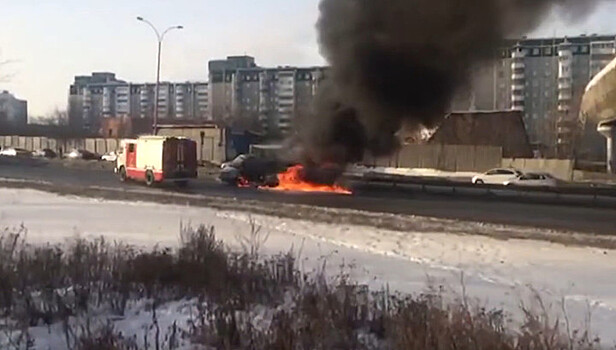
[
  {"left": 66, "top": 149, "right": 99, "bottom": 160},
  {"left": 0, "top": 147, "right": 31, "bottom": 157},
  {"left": 504, "top": 172, "right": 558, "bottom": 187},
  {"left": 472, "top": 168, "right": 522, "bottom": 185},
  {"left": 101, "top": 151, "right": 119, "bottom": 162}
]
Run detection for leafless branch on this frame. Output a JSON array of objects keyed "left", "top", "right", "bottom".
[{"left": 0, "top": 59, "right": 15, "bottom": 83}]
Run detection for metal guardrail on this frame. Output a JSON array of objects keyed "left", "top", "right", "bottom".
[{"left": 345, "top": 171, "right": 616, "bottom": 207}]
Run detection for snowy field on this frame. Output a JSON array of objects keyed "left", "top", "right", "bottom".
[{"left": 1, "top": 187, "right": 616, "bottom": 346}]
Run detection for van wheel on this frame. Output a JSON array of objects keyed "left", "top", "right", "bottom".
[
  {"left": 145, "top": 170, "right": 155, "bottom": 187},
  {"left": 118, "top": 166, "right": 127, "bottom": 182},
  {"left": 175, "top": 180, "right": 188, "bottom": 188},
  {"left": 475, "top": 179, "right": 484, "bottom": 184}
]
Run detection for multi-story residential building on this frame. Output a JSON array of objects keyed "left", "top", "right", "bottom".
[
  {"left": 453, "top": 34, "right": 616, "bottom": 158},
  {"left": 68, "top": 72, "right": 209, "bottom": 133},
  {"left": 0, "top": 90, "right": 28, "bottom": 130},
  {"left": 208, "top": 56, "right": 326, "bottom": 137}
]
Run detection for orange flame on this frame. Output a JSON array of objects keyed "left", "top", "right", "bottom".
[{"left": 264, "top": 165, "right": 351, "bottom": 194}]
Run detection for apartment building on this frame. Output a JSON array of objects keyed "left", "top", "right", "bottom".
[
  {"left": 208, "top": 56, "right": 326, "bottom": 137},
  {"left": 68, "top": 73, "right": 209, "bottom": 133},
  {"left": 454, "top": 34, "right": 616, "bottom": 157},
  {"left": 0, "top": 90, "right": 28, "bottom": 130}
]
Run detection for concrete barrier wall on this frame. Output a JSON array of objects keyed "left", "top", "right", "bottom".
[
  {"left": 0, "top": 136, "right": 122, "bottom": 156},
  {"left": 502, "top": 158, "right": 574, "bottom": 181},
  {"left": 85, "top": 139, "right": 96, "bottom": 153},
  {"left": 363, "top": 144, "right": 502, "bottom": 173},
  {"left": 107, "top": 139, "right": 119, "bottom": 153},
  {"left": 0, "top": 135, "right": 221, "bottom": 163}
]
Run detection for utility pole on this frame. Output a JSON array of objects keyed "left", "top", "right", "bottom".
[{"left": 137, "top": 17, "right": 183, "bottom": 135}]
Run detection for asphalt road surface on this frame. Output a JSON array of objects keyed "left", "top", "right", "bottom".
[{"left": 0, "top": 157, "right": 614, "bottom": 235}]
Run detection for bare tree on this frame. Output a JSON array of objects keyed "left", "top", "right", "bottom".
[
  {"left": 39, "top": 108, "right": 69, "bottom": 126},
  {"left": 0, "top": 51, "right": 16, "bottom": 83}
]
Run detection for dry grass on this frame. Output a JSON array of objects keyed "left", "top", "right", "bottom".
[{"left": 0, "top": 225, "right": 603, "bottom": 350}]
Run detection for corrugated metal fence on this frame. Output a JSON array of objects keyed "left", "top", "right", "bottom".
[{"left": 363, "top": 144, "right": 503, "bottom": 172}]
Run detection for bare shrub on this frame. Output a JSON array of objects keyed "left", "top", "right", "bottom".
[
  {"left": 0, "top": 226, "right": 604, "bottom": 350},
  {"left": 234, "top": 216, "right": 271, "bottom": 258},
  {"left": 72, "top": 321, "right": 139, "bottom": 350},
  {"left": 193, "top": 271, "right": 603, "bottom": 350}
]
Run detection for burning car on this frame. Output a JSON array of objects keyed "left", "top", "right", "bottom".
[
  {"left": 219, "top": 154, "right": 280, "bottom": 187},
  {"left": 220, "top": 155, "right": 351, "bottom": 194}
]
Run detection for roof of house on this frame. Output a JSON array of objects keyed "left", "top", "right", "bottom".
[{"left": 427, "top": 111, "right": 533, "bottom": 158}]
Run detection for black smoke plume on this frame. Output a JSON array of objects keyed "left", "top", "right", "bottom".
[{"left": 299, "top": 0, "right": 603, "bottom": 166}]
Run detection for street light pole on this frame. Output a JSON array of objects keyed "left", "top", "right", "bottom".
[{"left": 137, "top": 16, "right": 183, "bottom": 135}]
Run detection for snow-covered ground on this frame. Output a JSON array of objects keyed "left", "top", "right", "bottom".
[{"left": 1, "top": 188, "right": 616, "bottom": 346}]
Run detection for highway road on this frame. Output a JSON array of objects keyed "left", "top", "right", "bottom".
[{"left": 0, "top": 157, "right": 614, "bottom": 235}]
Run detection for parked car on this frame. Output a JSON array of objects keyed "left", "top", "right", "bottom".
[
  {"left": 66, "top": 149, "right": 100, "bottom": 160},
  {"left": 101, "top": 151, "right": 119, "bottom": 162},
  {"left": 471, "top": 168, "right": 522, "bottom": 185},
  {"left": 32, "top": 148, "right": 58, "bottom": 158},
  {"left": 0, "top": 147, "right": 31, "bottom": 157},
  {"left": 504, "top": 172, "right": 559, "bottom": 187}
]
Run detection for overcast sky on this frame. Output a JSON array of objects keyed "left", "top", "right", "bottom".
[{"left": 1, "top": 0, "right": 615, "bottom": 117}]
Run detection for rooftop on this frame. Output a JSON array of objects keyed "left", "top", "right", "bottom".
[{"left": 503, "top": 34, "right": 616, "bottom": 48}]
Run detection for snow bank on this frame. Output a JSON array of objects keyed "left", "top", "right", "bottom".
[{"left": 347, "top": 164, "right": 479, "bottom": 179}]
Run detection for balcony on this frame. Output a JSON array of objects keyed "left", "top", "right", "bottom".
[
  {"left": 511, "top": 73, "right": 525, "bottom": 81},
  {"left": 558, "top": 92, "right": 572, "bottom": 101},
  {"left": 558, "top": 80, "right": 572, "bottom": 90},
  {"left": 556, "top": 137, "right": 572, "bottom": 145},
  {"left": 511, "top": 104, "right": 524, "bottom": 112},
  {"left": 558, "top": 71, "right": 572, "bottom": 80},
  {"left": 511, "top": 61, "right": 525, "bottom": 70},
  {"left": 557, "top": 126, "right": 573, "bottom": 135},
  {"left": 512, "top": 51, "right": 525, "bottom": 59},
  {"left": 511, "top": 84, "right": 524, "bottom": 91},
  {"left": 278, "top": 107, "right": 293, "bottom": 114},
  {"left": 590, "top": 47, "right": 615, "bottom": 55},
  {"left": 511, "top": 94, "right": 525, "bottom": 102},
  {"left": 558, "top": 50, "right": 572, "bottom": 59}
]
